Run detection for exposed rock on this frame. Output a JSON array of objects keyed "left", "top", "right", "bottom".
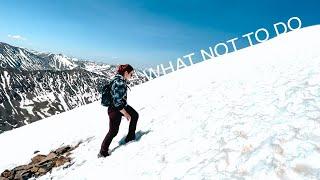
[
  {"left": 41, "top": 152, "right": 57, "bottom": 163},
  {"left": 55, "top": 156, "right": 70, "bottom": 167},
  {"left": 53, "top": 145, "right": 72, "bottom": 155},
  {"left": 31, "top": 154, "right": 46, "bottom": 164},
  {"left": 0, "top": 142, "right": 81, "bottom": 180},
  {"left": 30, "top": 166, "right": 39, "bottom": 173},
  {"left": 12, "top": 165, "right": 32, "bottom": 172},
  {"left": 0, "top": 170, "right": 12, "bottom": 178}
]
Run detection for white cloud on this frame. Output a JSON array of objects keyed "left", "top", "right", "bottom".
[{"left": 7, "top": 34, "right": 27, "bottom": 41}]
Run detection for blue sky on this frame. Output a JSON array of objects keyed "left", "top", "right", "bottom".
[{"left": 0, "top": 0, "right": 319, "bottom": 68}]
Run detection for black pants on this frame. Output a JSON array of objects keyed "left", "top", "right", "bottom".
[{"left": 100, "top": 104, "right": 139, "bottom": 156}]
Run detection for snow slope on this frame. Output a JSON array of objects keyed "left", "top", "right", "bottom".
[{"left": 1, "top": 25, "right": 320, "bottom": 179}]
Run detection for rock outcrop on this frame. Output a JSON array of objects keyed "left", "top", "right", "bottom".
[{"left": 0, "top": 143, "right": 81, "bottom": 180}]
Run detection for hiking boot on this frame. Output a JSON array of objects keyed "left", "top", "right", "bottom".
[
  {"left": 97, "top": 151, "right": 110, "bottom": 158},
  {"left": 124, "top": 134, "right": 136, "bottom": 143}
]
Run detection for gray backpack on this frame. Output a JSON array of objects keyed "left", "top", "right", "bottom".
[{"left": 101, "top": 79, "right": 115, "bottom": 107}]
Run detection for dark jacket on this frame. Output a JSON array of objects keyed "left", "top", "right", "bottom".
[{"left": 110, "top": 74, "right": 129, "bottom": 110}]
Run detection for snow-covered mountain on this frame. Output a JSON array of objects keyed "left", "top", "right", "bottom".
[
  {"left": 0, "top": 42, "right": 52, "bottom": 71},
  {"left": 0, "top": 68, "right": 109, "bottom": 133},
  {"left": 0, "top": 42, "right": 148, "bottom": 82},
  {"left": 1, "top": 25, "right": 320, "bottom": 179},
  {"left": 72, "top": 60, "right": 147, "bottom": 86},
  {"left": 35, "top": 53, "right": 78, "bottom": 70},
  {"left": 0, "top": 42, "right": 148, "bottom": 133}
]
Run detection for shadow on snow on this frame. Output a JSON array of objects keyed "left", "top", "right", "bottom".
[{"left": 110, "top": 130, "right": 152, "bottom": 153}]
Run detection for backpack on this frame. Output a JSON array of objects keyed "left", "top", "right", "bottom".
[{"left": 101, "top": 79, "right": 115, "bottom": 107}]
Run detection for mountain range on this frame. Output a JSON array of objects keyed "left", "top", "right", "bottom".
[{"left": 0, "top": 42, "right": 148, "bottom": 133}]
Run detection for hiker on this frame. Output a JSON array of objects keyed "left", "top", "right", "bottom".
[{"left": 99, "top": 64, "right": 139, "bottom": 157}]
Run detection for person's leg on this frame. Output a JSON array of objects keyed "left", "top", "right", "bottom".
[
  {"left": 124, "top": 105, "right": 139, "bottom": 142},
  {"left": 99, "top": 108, "right": 122, "bottom": 156}
]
